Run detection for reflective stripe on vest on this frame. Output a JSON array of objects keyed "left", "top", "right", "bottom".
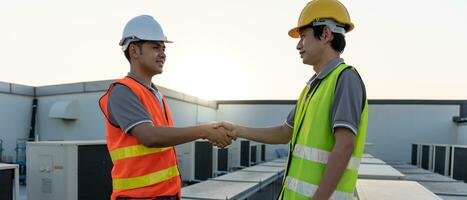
[
  {"left": 110, "top": 144, "right": 172, "bottom": 162},
  {"left": 285, "top": 176, "right": 353, "bottom": 200},
  {"left": 113, "top": 165, "right": 180, "bottom": 190},
  {"left": 292, "top": 144, "right": 361, "bottom": 171}
]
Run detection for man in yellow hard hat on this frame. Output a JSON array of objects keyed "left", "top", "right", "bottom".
[{"left": 217, "top": 0, "right": 368, "bottom": 199}]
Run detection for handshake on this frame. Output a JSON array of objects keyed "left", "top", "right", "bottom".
[{"left": 201, "top": 121, "right": 238, "bottom": 148}]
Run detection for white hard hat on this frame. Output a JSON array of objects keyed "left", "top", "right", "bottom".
[{"left": 119, "top": 15, "right": 172, "bottom": 51}]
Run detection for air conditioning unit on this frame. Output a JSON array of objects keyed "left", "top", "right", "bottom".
[
  {"left": 240, "top": 140, "right": 251, "bottom": 167},
  {"left": 432, "top": 144, "right": 451, "bottom": 176},
  {"left": 236, "top": 140, "right": 265, "bottom": 167},
  {"left": 420, "top": 144, "right": 434, "bottom": 171},
  {"left": 450, "top": 145, "right": 467, "bottom": 183},
  {"left": 213, "top": 146, "right": 237, "bottom": 176},
  {"left": 175, "top": 140, "right": 214, "bottom": 183},
  {"left": 250, "top": 142, "right": 265, "bottom": 166},
  {"left": 411, "top": 143, "right": 421, "bottom": 166},
  {"left": 26, "top": 140, "right": 112, "bottom": 200},
  {"left": 228, "top": 140, "right": 241, "bottom": 169},
  {"left": 260, "top": 144, "right": 266, "bottom": 162},
  {"left": 0, "top": 163, "right": 19, "bottom": 200},
  {"left": 223, "top": 139, "right": 254, "bottom": 169}
]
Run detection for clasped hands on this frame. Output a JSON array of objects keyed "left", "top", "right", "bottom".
[{"left": 202, "top": 121, "right": 237, "bottom": 148}]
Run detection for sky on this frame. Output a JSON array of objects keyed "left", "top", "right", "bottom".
[{"left": 1, "top": 0, "right": 466, "bottom": 100}]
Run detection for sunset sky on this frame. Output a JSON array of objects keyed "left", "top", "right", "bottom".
[{"left": 1, "top": 0, "right": 466, "bottom": 100}]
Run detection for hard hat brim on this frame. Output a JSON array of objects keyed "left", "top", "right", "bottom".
[
  {"left": 288, "top": 22, "right": 355, "bottom": 38},
  {"left": 120, "top": 38, "right": 173, "bottom": 51},
  {"left": 288, "top": 27, "right": 300, "bottom": 38},
  {"left": 119, "top": 38, "right": 173, "bottom": 46}
]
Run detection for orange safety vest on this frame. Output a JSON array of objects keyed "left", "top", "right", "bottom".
[{"left": 99, "top": 76, "right": 181, "bottom": 200}]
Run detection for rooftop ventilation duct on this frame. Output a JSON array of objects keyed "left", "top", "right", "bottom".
[
  {"left": 453, "top": 103, "right": 467, "bottom": 123},
  {"left": 49, "top": 100, "right": 79, "bottom": 120}
]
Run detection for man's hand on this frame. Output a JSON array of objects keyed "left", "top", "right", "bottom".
[
  {"left": 213, "top": 121, "right": 293, "bottom": 144},
  {"left": 201, "top": 123, "right": 232, "bottom": 148},
  {"left": 213, "top": 121, "right": 239, "bottom": 140}
]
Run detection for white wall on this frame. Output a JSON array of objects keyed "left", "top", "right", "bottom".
[
  {"left": 36, "top": 92, "right": 107, "bottom": 141},
  {"left": 197, "top": 105, "right": 217, "bottom": 124},
  {"left": 166, "top": 99, "right": 217, "bottom": 126},
  {"left": 2, "top": 78, "right": 465, "bottom": 167},
  {"left": 217, "top": 104, "right": 293, "bottom": 128},
  {"left": 0, "top": 93, "right": 33, "bottom": 162},
  {"left": 166, "top": 99, "right": 198, "bottom": 127},
  {"left": 217, "top": 104, "right": 294, "bottom": 160},
  {"left": 36, "top": 93, "right": 218, "bottom": 140},
  {"left": 367, "top": 104, "right": 459, "bottom": 162}
]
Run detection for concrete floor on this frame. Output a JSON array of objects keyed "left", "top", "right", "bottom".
[
  {"left": 357, "top": 179, "right": 441, "bottom": 200},
  {"left": 438, "top": 195, "right": 467, "bottom": 200},
  {"left": 17, "top": 161, "right": 467, "bottom": 200},
  {"left": 390, "top": 163, "right": 467, "bottom": 200}
]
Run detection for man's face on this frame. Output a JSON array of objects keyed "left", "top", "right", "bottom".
[
  {"left": 296, "top": 27, "right": 325, "bottom": 65},
  {"left": 133, "top": 41, "right": 166, "bottom": 75}
]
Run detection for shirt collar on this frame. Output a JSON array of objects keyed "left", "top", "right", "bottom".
[
  {"left": 127, "top": 72, "right": 158, "bottom": 91},
  {"left": 306, "top": 58, "right": 344, "bottom": 86}
]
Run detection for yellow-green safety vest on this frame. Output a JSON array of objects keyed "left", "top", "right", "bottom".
[{"left": 279, "top": 63, "right": 368, "bottom": 200}]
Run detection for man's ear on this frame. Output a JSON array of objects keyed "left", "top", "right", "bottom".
[
  {"left": 129, "top": 43, "right": 139, "bottom": 59},
  {"left": 321, "top": 26, "right": 334, "bottom": 42}
]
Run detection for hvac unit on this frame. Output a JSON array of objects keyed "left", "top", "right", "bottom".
[
  {"left": 250, "top": 143, "right": 258, "bottom": 165},
  {"left": 228, "top": 140, "right": 241, "bottom": 169},
  {"left": 261, "top": 144, "right": 266, "bottom": 162},
  {"left": 26, "top": 140, "right": 112, "bottom": 200},
  {"left": 0, "top": 163, "right": 19, "bottom": 200},
  {"left": 432, "top": 144, "right": 451, "bottom": 176},
  {"left": 411, "top": 143, "right": 421, "bottom": 166},
  {"left": 420, "top": 144, "right": 434, "bottom": 171},
  {"left": 175, "top": 140, "right": 214, "bottom": 183},
  {"left": 450, "top": 145, "right": 467, "bottom": 183},
  {"left": 213, "top": 146, "right": 237, "bottom": 176},
  {"left": 249, "top": 142, "right": 264, "bottom": 166},
  {"left": 218, "top": 139, "right": 248, "bottom": 170},
  {"left": 238, "top": 140, "right": 265, "bottom": 167},
  {"left": 240, "top": 140, "right": 251, "bottom": 167}
]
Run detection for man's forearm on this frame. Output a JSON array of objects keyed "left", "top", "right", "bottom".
[
  {"left": 133, "top": 124, "right": 204, "bottom": 147},
  {"left": 132, "top": 123, "right": 231, "bottom": 148},
  {"left": 312, "top": 129, "right": 355, "bottom": 200},
  {"left": 236, "top": 124, "right": 292, "bottom": 144}
]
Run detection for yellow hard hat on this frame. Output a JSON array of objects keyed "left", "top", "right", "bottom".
[{"left": 288, "top": 0, "right": 354, "bottom": 38}]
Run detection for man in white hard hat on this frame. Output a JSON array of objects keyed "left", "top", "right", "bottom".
[
  {"left": 217, "top": 0, "right": 368, "bottom": 199},
  {"left": 99, "top": 15, "right": 232, "bottom": 200}
]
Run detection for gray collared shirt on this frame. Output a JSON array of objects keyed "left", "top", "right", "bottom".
[
  {"left": 107, "top": 73, "right": 166, "bottom": 134},
  {"left": 285, "top": 58, "right": 366, "bottom": 134}
]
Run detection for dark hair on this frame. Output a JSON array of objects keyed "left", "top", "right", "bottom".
[
  {"left": 300, "top": 25, "right": 346, "bottom": 52},
  {"left": 124, "top": 41, "right": 146, "bottom": 62}
]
